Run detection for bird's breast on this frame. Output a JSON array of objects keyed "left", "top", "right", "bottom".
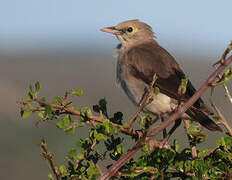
[{"left": 116, "top": 59, "right": 175, "bottom": 115}]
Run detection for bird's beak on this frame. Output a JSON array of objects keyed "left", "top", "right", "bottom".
[{"left": 100, "top": 26, "right": 121, "bottom": 35}]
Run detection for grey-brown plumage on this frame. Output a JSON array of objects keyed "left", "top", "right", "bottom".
[{"left": 101, "top": 19, "right": 222, "bottom": 132}]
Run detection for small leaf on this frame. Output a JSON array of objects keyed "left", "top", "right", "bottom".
[
  {"left": 24, "top": 94, "right": 32, "bottom": 102},
  {"left": 85, "top": 107, "right": 92, "bottom": 118},
  {"left": 77, "top": 152, "right": 84, "bottom": 159},
  {"left": 178, "top": 76, "right": 189, "bottom": 95},
  {"left": 110, "top": 111, "right": 123, "bottom": 125},
  {"left": 21, "top": 110, "right": 32, "bottom": 119},
  {"left": 29, "top": 84, "right": 34, "bottom": 95},
  {"left": 99, "top": 99, "right": 107, "bottom": 110},
  {"left": 76, "top": 139, "right": 83, "bottom": 148},
  {"left": 187, "top": 123, "right": 207, "bottom": 144},
  {"left": 67, "top": 148, "right": 77, "bottom": 159},
  {"left": 48, "top": 173, "right": 54, "bottom": 180},
  {"left": 59, "top": 165, "right": 69, "bottom": 177},
  {"left": 65, "top": 127, "right": 75, "bottom": 135},
  {"left": 93, "top": 105, "right": 100, "bottom": 113},
  {"left": 28, "top": 84, "right": 34, "bottom": 99},
  {"left": 72, "top": 88, "right": 83, "bottom": 96},
  {"left": 53, "top": 96, "right": 62, "bottom": 105},
  {"left": 212, "top": 67, "right": 232, "bottom": 86},
  {"left": 81, "top": 107, "right": 92, "bottom": 118},
  {"left": 87, "top": 161, "right": 100, "bottom": 179},
  {"left": 38, "top": 111, "right": 45, "bottom": 119},
  {"left": 56, "top": 121, "right": 64, "bottom": 129},
  {"left": 41, "top": 97, "right": 47, "bottom": 102},
  {"left": 102, "top": 119, "right": 112, "bottom": 134},
  {"left": 153, "top": 86, "right": 160, "bottom": 95},
  {"left": 173, "top": 139, "right": 179, "bottom": 152},
  {"left": 63, "top": 114, "right": 71, "bottom": 126},
  {"left": 35, "top": 81, "right": 41, "bottom": 93},
  {"left": 45, "top": 105, "right": 52, "bottom": 117},
  {"left": 94, "top": 130, "right": 107, "bottom": 141}
]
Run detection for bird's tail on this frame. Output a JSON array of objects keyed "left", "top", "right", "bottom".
[{"left": 186, "top": 108, "right": 223, "bottom": 132}]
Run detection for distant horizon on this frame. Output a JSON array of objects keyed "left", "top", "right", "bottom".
[{"left": 0, "top": 37, "right": 228, "bottom": 60}]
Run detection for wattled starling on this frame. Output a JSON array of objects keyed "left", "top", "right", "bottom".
[{"left": 101, "top": 19, "right": 222, "bottom": 132}]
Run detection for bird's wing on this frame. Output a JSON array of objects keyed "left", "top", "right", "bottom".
[{"left": 125, "top": 42, "right": 208, "bottom": 111}]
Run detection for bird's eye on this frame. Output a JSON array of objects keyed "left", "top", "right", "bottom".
[{"left": 127, "top": 27, "right": 133, "bottom": 32}]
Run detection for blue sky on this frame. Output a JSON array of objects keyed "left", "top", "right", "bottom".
[{"left": 0, "top": 0, "right": 231, "bottom": 53}]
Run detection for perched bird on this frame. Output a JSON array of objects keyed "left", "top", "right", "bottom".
[{"left": 101, "top": 19, "right": 222, "bottom": 132}]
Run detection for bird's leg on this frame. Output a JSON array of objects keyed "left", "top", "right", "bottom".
[
  {"left": 160, "top": 118, "right": 182, "bottom": 147},
  {"left": 128, "top": 88, "right": 149, "bottom": 128},
  {"left": 161, "top": 117, "right": 167, "bottom": 138},
  {"left": 128, "top": 85, "right": 154, "bottom": 128}
]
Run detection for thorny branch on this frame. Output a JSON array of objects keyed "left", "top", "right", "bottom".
[
  {"left": 213, "top": 60, "right": 232, "bottom": 104},
  {"left": 41, "top": 139, "right": 61, "bottom": 180},
  {"left": 211, "top": 101, "right": 232, "bottom": 136},
  {"left": 128, "top": 74, "right": 158, "bottom": 128},
  {"left": 31, "top": 98, "right": 138, "bottom": 138},
  {"left": 223, "top": 83, "right": 232, "bottom": 104},
  {"left": 99, "top": 44, "right": 232, "bottom": 180}
]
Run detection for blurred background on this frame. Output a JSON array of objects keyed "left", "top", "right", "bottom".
[{"left": 1, "top": 1, "right": 232, "bottom": 179}]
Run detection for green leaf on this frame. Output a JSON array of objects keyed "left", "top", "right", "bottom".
[
  {"left": 99, "top": 99, "right": 107, "bottom": 109},
  {"left": 45, "top": 105, "right": 52, "bottom": 117},
  {"left": 35, "top": 81, "right": 41, "bottom": 93},
  {"left": 76, "top": 139, "right": 84, "bottom": 148},
  {"left": 72, "top": 88, "right": 83, "bottom": 96},
  {"left": 178, "top": 76, "right": 189, "bottom": 95},
  {"left": 29, "top": 84, "right": 34, "bottom": 94},
  {"left": 21, "top": 110, "right": 32, "bottom": 119},
  {"left": 24, "top": 94, "right": 32, "bottom": 102},
  {"left": 93, "top": 98, "right": 109, "bottom": 118},
  {"left": 139, "top": 113, "right": 153, "bottom": 129},
  {"left": 85, "top": 107, "right": 92, "bottom": 118},
  {"left": 65, "top": 127, "right": 75, "bottom": 135},
  {"left": 53, "top": 96, "right": 63, "bottom": 105},
  {"left": 38, "top": 111, "right": 45, "bottom": 119},
  {"left": 81, "top": 107, "right": 92, "bottom": 118},
  {"left": 56, "top": 121, "right": 64, "bottom": 129},
  {"left": 48, "top": 173, "right": 54, "bottom": 180},
  {"left": 77, "top": 152, "right": 84, "bottom": 159},
  {"left": 198, "top": 149, "right": 210, "bottom": 158},
  {"left": 59, "top": 165, "right": 69, "bottom": 177},
  {"left": 102, "top": 119, "right": 112, "bottom": 134},
  {"left": 173, "top": 139, "right": 179, "bottom": 152},
  {"left": 41, "top": 97, "right": 47, "bottom": 102},
  {"left": 94, "top": 130, "right": 107, "bottom": 141},
  {"left": 28, "top": 84, "right": 34, "bottom": 99},
  {"left": 212, "top": 67, "right": 232, "bottom": 86},
  {"left": 117, "top": 144, "right": 124, "bottom": 154},
  {"left": 187, "top": 123, "right": 206, "bottom": 143},
  {"left": 110, "top": 111, "right": 123, "bottom": 125},
  {"left": 87, "top": 161, "right": 100, "bottom": 179},
  {"left": 63, "top": 114, "right": 71, "bottom": 126},
  {"left": 153, "top": 86, "right": 160, "bottom": 95},
  {"left": 93, "top": 105, "right": 100, "bottom": 113},
  {"left": 67, "top": 148, "right": 77, "bottom": 159}
]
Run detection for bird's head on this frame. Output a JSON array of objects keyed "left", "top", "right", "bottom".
[{"left": 101, "top": 19, "right": 155, "bottom": 47}]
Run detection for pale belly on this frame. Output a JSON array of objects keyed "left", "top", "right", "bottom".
[{"left": 119, "top": 75, "right": 175, "bottom": 115}]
